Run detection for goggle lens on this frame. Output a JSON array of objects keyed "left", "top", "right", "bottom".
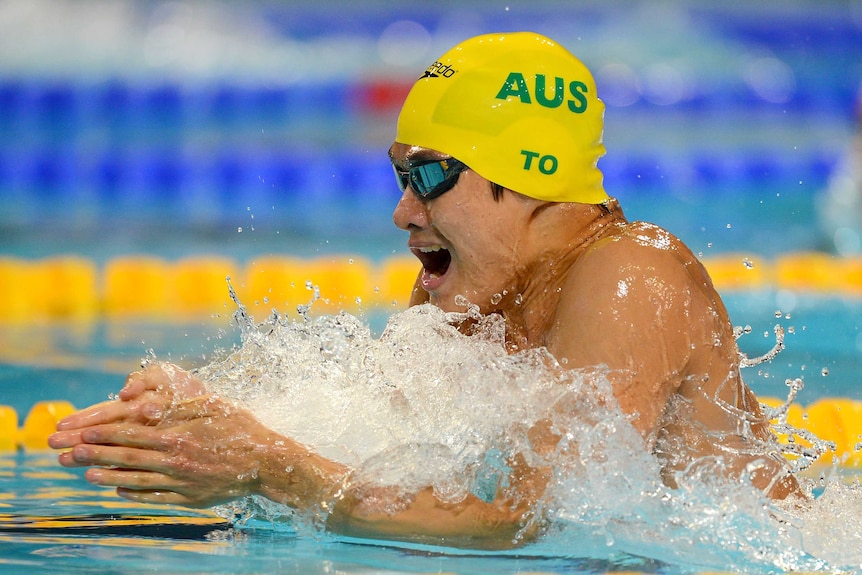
[{"left": 393, "top": 158, "right": 468, "bottom": 200}]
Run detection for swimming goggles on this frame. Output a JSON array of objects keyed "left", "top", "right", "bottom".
[{"left": 392, "top": 157, "right": 469, "bottom": 200}]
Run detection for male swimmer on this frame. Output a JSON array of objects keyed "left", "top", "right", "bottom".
[{"left": 49, "top": 32, "right": 801, "bottom": 549}]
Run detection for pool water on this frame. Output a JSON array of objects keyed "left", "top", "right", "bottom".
[
  {"left": 1, "top": 291, "right": 861, "bottom": 574},
  {"left": 0, "top": 449, "right": 673, "bottom": 575}
]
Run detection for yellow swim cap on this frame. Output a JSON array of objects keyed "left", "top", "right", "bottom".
[{"left": 396, "top": 32, "right": 608, "bottom": 204}]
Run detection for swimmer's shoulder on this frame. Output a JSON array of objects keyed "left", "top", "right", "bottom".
[
  {"left": 574, "top": 219, "right": 721, "bottom": 309},
  {"left": 583, "top": 219, "right": 694, "bottom": 267}
]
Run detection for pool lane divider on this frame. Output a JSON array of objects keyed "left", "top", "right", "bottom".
[
  {"left": 0, "top": 252, "right": 860, "bottom": 323},
  {"left": 2, "top": 398, "right": 861, "bottom": 468},
  {"left": 0, "top": 400, "right": 75, "bottom": 451}
]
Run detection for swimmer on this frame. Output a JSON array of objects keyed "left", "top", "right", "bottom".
[{"left": 49, "top": 32, "right": 802, "bottom": 549}]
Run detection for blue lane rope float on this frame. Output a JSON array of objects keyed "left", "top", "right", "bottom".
[{"left": 0, "top": 147, "right": 837, "bottom": 203}]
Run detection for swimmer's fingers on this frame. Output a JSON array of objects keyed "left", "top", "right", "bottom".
[
  {"left": 83, "top": 457, "right": 250, "bottom": 508},
  {"left": 54, "top": 396, "right": 233, "bottom": 454},
  {"left": 84, "top": 468, "right": 214, "bottom": 507},
  {"left": 55, "top": 433, "right": 168, "bottom": 469},
  {"left": 53, "top": 398, "right": 139, "bottom": 433},
  {"left": 52, "top": 426, "right": 162, "bottom": 467},
  {"left": 120, "top": 363, "right": 208, "bottom": 402},
  {"left": 53, "top": 393, "right": 172, "bottom": 438},
  {"left": 165, "top": 395, "right": 233, "bottom": 422},
  {"left": 115, "top": 487, "right": 211, "bottom": 508}
]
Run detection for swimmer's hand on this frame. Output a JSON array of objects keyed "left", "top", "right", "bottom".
[
  {"left": 52, "top": 363, "right": 207, "bottom": 433},
  {"left": 48, "top": 363, "right": 343, "bottom": 508}
]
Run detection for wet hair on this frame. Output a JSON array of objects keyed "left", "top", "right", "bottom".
[
  {"left": 490, "top": 182, "right": 505, "bottom": 201},
  {"left": 491, "top": 181, "right": 614, "bottom": 214}
]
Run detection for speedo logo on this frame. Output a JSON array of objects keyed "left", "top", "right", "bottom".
[{"left": 421, "top": 61, "right": 457, "bottom": 79}]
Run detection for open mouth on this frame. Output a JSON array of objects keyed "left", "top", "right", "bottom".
[{"left": 413, "top": 245, "right": 451, "bottom": 279}]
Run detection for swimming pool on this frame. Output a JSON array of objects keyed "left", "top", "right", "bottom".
[
  {"left": 1, "top": 291, "right": 862, "bottom": 574},
  {"left": 2, "top": 0, "right": 862, "bottom": 573}
]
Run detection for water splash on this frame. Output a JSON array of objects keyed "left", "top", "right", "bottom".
[{"left": 192, "top": 295, "right": 861, "bottom": 572}]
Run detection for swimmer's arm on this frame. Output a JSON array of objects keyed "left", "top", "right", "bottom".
[
  {"left": 552, "top": 240, "right": 803, "bottom": 500},
  {"left": 326, "top": 487, "right": 532, "bottom": 549},
  {"left": 324, "top": 452, "right": 548, "bottom": 549},
  {"left": 549, "top": 238, "right": 694, "bottom": 442}
]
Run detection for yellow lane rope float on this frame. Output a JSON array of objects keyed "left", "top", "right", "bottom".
[{"left": 0, "top": 253, "right": 860, "bottom": 323}]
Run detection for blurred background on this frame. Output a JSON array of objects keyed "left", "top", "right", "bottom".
[
  {"left": 1, "top": 0, "right": 860, "bottom": 263},
  {"left": 1, "top": 0, "right": 861, "bottom": 417}
]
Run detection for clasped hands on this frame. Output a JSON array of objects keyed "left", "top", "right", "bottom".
[{"left": 49, "top": 362, "right": 270, "bottom": 508}]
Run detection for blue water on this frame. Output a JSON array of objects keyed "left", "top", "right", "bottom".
[
  {"left": 1, "top": 296, "right": 861, "bottom": 574},
  {"left": 0, "top": 450, "right": 671, "bottom": 575}
]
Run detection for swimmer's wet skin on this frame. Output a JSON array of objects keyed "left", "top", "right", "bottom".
[{"left": 50, "top": 31, "right": 804, "bottom": 553}]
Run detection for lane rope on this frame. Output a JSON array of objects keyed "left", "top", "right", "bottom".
[{"left": 0, "top": 253, "right": 860, "bottom": 323}]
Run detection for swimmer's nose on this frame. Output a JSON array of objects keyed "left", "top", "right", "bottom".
[{"left": 392, "top": 187, "right": 429, "bottom": 231}]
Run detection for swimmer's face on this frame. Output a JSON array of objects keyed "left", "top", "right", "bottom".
[{"left": 390, "top": 142, "right": 538, "bottom": 313}]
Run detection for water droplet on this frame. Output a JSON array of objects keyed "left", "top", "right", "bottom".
[
  {"left": 821, "top": 367, "right": 829, "bottom": 377},
  {"left": 514, "top": 293, "right": 523, "bottom": 305},
  {"left": 306, "top": 280, "right": 314, "bottom": 291},
  {"left": 742, "top": 258, "right": 754, "bottom": 269},
  {"left": 374, "top": 286, "right": 380, "bottom": 293},
  {"left": 707, "top": 242, "right": 713, "bottom": 248},
  {"left": 348, "top": 258, "right": 354, "bottom": 264},
  {"left": 774, "top": 310, "right": 783, "bottom": 318},
  {"left": 726, "top": 223, "right": 732, "bottom": 229},
  {"left": 237, "top": 227, "right": 243, "bottom": 233},
  {"left": 788, "top": 326, "right": 795, "bottom": 334},
  {"left": 490, "top": 293, "right": 503, "bottom": 305}
]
